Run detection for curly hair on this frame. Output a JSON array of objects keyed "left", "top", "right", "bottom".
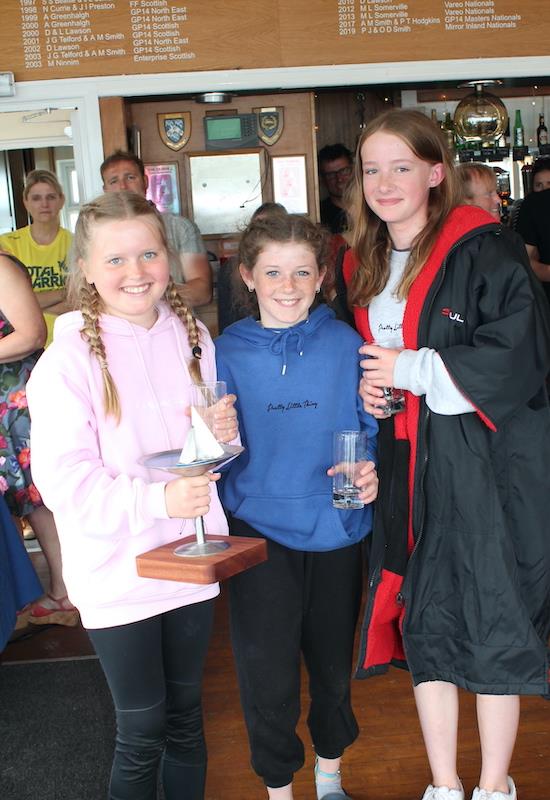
[
  {"left": 234, "top": 213, "right": 329, "bottom": 318},
  {"left": 68, "top": 191, "right": 203, "bottom": 421}
]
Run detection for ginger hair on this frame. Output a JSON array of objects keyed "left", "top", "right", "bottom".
[{"left": 67, "top": 191, "right": 203, "bottom": 422}]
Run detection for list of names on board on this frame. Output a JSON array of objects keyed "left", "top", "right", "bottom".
[
  {"left": 18, "top": 0, "right": 195, "bottom": 73},
  {"left": 4, "top": 0, "right": 548, "bottom": 81},
  {"left": 336, "top": 0, "right": 523, "bottom": 37}
]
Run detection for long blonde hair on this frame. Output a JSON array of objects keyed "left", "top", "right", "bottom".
[
  {"left": 347, "top": 109, "right": 460, "bottom": 307},
  {"left": 68, "top": 191, "right": 203, "bottom": 421}
]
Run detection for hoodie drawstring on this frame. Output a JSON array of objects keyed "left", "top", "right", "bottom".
[{"left": 268, "top": 328, "right": 305, "bottom": 375}]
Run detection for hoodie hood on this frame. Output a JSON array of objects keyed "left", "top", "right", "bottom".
[{"left": 221, "top": 304, "right": 335, "bottom": 375}]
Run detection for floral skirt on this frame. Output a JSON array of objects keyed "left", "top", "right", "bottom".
[{"left": 0, "top": 376, "right": 43, "bottom": 518}]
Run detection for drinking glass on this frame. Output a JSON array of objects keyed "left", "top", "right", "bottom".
[
  {"left": 373, "top": 337, "right": 405, "bottom": 416},
  {"left": 332, "top": 430, "right": 369, "bottom": 510},
  {"left": 190, "top": 381, "right": 227, "bottom": 436}
]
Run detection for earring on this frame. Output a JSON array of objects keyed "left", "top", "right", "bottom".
[
  {"left": 247, "top": 285, "right": 254, "bottom": 293},
  {"left": 316, "top": 287, "right": 321, "bottom": 294}
]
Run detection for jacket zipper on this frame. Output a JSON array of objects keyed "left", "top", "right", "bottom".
[{"left": 355, "top": 563, "right": 382, "bottom": 674}]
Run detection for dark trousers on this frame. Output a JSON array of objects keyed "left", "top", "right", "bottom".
[
  {"left": 228, "top": 516, "right": 363, "bottom": 788},
  {"left": 88, "top": 599, "right": 215, "bottom": 800}
]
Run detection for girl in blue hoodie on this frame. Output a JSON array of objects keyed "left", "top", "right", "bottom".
[{"left": 215, "top": 214, "right": 378, "bottom": 800}]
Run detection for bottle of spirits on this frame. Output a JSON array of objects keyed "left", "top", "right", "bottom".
[
  {"left": 513, "top": 110, "right": 525, "bottom": 147},
  {"left": 521, "top": 160, "right": 534, "bottom": 195},
  {"left": 442, "top": 112, "right": 455, "bottom": 150},
  {"left": 537, "top": 113, "right": 548, "bottom": 148}
]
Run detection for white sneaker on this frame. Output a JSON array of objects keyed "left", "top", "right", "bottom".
[
  {"left": 422, "top": 782, "right": 465, "bottom": 800},
  {"left": 471, "top": 776, "right": 517, "bottom": 800}
]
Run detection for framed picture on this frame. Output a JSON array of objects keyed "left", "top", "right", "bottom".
[
  {"left": 188, "top": 150, "right": 265, "bottom": 235},
  {"left": 144, "top": 162, "right": 180, "bottom": 215},
  {"left": 271, "top": 154, "right": 308, "bottom": 214}
]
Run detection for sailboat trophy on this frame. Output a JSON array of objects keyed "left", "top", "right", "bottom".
[{"left": 136, "top": 382, "right": 267, "bottom": 584}]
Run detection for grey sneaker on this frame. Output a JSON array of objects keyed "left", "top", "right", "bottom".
[
  {"left": 471, "top": 777, "right": 517, "bottom": 800},
  {"left": 320, "top": 794, "right": 352, "bottom": 800},
  {"left": 422, "top": 783, "right": 465, "bottom": 800}
]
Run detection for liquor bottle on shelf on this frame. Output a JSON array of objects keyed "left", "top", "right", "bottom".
[
  {"left": 513, "top": 110, "right": 525, "bottom": 147},
  {"left": 442, "top": 111, "right": 455, "bottom": 150},
  {"left": 497, "top": 119, "right": 510, "bottom": 149},
  {"left": 537, "top": 113, "right": 548, "bottom": 148},
  {"left": 521, "top": 160, "right": 534, "bottom": 196},
  {"left": 430, "top": 108, "right": 439, "bottom": 127}
]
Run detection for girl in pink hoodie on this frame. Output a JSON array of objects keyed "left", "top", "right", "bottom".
[{"left": 27, "top": 191, "right": 237, "bottom": 800}]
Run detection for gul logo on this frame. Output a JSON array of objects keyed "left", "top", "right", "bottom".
[{"left": 441, "top": 307, "right": 465, "bottom": 324}]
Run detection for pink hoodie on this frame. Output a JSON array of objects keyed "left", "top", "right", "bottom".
[{"left": 27, "top": 304, "right": 228, "bottom": 628}]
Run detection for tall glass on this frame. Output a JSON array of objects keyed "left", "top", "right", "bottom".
[{"left": 332, "top": 431, "right": 369, "bottom": 510}]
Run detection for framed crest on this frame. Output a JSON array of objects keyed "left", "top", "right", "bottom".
[
  {"left": 253, "top": 106, "right": 284, "bottom": 146},
  {"left": 157, "top": 112, "right": 191, "bottom": 151}
]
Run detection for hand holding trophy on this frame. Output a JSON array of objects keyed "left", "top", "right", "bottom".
[{"left": 137, "top": 382, "right": 266, "bottom": 583}]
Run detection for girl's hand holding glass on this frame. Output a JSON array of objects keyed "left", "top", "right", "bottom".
[
  {"left": 164, "top": 472, "right": 221, "bottom": 520},
  {"left": 359, "top": 341, "right": 403, "bottom": 417},
  {"left": 211, "top": 393, "right": 238, "bottom": 443},
  {"left": 327, "top": 460, "right": 378, "bottom": 506},
  {"left": 188, "top": 381, "right": 238, "bottom": 444}
]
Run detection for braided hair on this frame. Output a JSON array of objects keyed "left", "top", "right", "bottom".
[{"left": 68, "top": 191, "right": 203, "bottom": 421}]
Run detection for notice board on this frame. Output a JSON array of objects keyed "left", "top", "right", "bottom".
[{"left": 3, "top": 0, "right": 548, "bottom": 83}]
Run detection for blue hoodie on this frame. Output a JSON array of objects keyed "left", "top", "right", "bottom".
[{"left": 215, "top": 304, "right": 378, "bottom": 552}]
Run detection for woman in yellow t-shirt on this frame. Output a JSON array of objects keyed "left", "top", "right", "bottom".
[{"left": 0, "top": 169, "right": 72, "bottom": 345}]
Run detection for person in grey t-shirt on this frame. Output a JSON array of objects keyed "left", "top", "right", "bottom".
[{"left": 100, "top": 151, "right": 212, "bottom": 308}]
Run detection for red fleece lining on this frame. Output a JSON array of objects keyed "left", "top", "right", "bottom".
[{"left": 363, "top": 569, "right": 406, "bottom": 666}]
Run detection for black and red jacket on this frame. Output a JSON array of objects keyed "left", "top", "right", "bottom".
[{"left": 344, "top": 206, "right": 550, "bottom": 695}]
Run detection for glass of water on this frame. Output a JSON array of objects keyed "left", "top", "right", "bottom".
[
  {"left": 332, "top": 430, "right": 369, "bottom": 510},
  {"left": 373, "top": 336, "right": 405, "bottom": 416}
]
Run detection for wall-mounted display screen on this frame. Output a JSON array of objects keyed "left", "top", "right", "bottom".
[
  {"left": 204, "top": 115, "right": 258, "bottom": 150},
  {"left": 206, "top": 117, "right": 242, "bottom": 141}
]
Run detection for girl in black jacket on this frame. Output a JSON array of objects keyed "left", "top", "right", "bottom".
[{"left": 344, "top": 109, "right": 550, "bottom": 800}]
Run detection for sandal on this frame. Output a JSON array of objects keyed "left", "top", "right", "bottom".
[
  {"left": 29, "top": 593, "right": 80, "bottom": 627},
  {"left": 14, "top": 603, "right": 32, "bottom": 630}
]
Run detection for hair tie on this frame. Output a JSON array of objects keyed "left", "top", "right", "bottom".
[{"left": 192, "top": 345, "right": 202, "bottom": 360}]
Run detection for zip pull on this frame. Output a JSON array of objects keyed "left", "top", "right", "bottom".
[{"left": 396, "top": 592, "right": 404, "bottom": 606}]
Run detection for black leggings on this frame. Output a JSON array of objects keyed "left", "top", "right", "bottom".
[{"left": 88, "top": 599, "right": 215, "bottom": 800}]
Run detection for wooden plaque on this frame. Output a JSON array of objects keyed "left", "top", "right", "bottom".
[{"left": 136, "top": 535, "right": 267, "bottom": 585}]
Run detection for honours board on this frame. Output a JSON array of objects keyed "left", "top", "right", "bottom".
[{"left": 3, "top": 0, "right": 548, "bottom": 83}]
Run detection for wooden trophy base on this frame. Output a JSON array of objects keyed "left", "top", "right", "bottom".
[{"left": 136, "top": 534, "right": 267, "bottom": 585}]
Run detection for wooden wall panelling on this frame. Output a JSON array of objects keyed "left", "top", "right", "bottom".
[
  {"left": 99, "top": 97, "right": 129, "bottom": 158},
  {"left": 128, "top": 91, "right": 318, "bottom": 233},
  {"left": 314, "top": 89, "right": 388, "bottom": 201},
  {"left": 5, "top": 1, "right": 549, "bottom": 83}
]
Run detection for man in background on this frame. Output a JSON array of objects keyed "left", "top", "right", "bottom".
[
  {"left": 516, "top": 188, "right": 550, "bottom": 307},
  {"left": 318, "top": 144, "right": 353, "bottom": 234},
  {"left": 456, "top": 162, "right": 501, "bottom": 221},
  {"left": 101, "top": 151, "right": 212, "bottom": 307}
]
